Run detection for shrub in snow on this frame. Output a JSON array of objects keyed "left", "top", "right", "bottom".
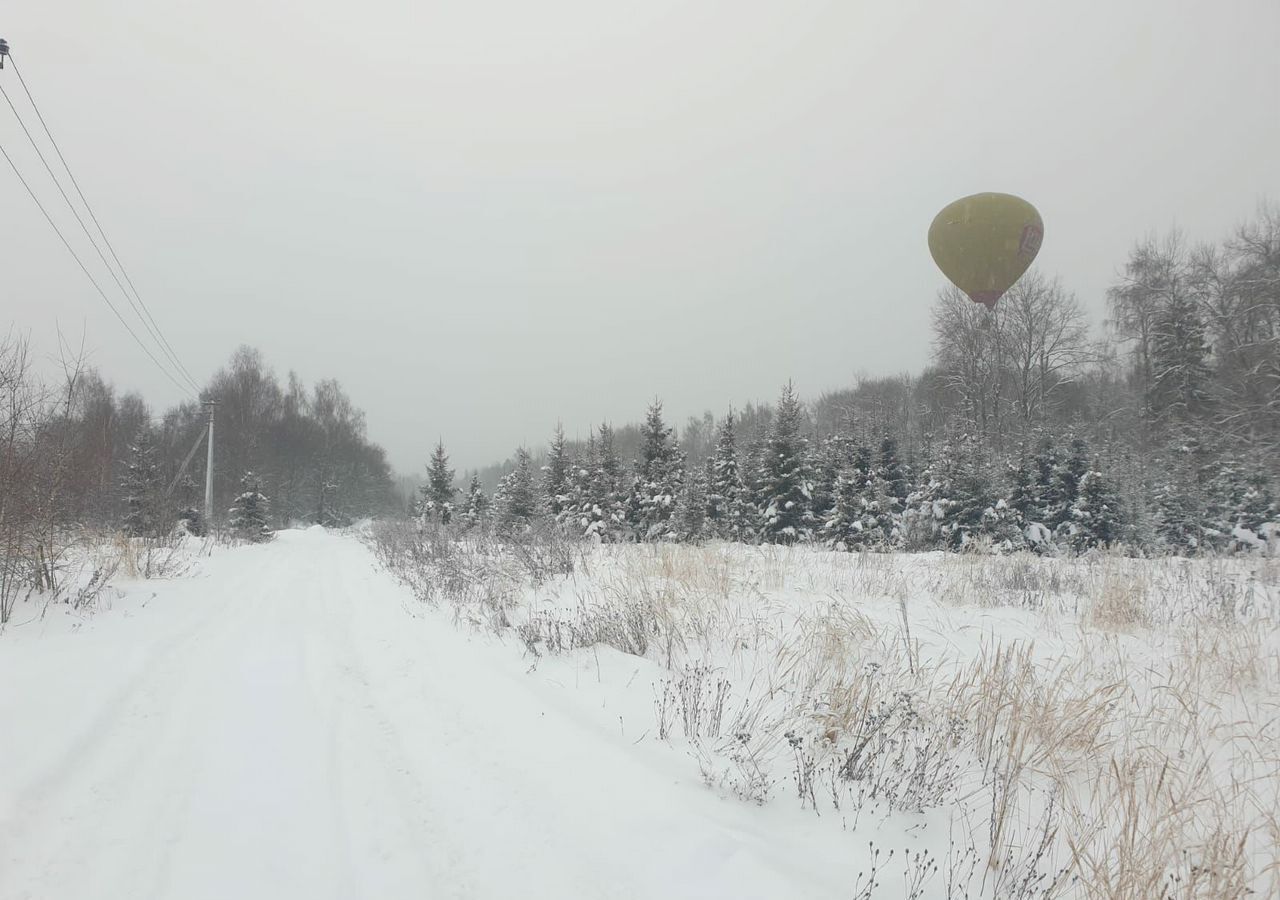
[
  {"left": 175, "top": 473, "right": 206, "bottom": 537},
  {"left": 1024, "top": 522, "right": 1054, "bottom": 551}
]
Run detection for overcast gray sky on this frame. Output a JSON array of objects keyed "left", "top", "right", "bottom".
[{"left": 2, "top": 0, "right": 1277, "bottom": 473}]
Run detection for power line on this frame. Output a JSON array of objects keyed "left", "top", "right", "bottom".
[
  {"left": 0, "top": 136, "right": 197, "bottom": 400},
  {"left": 7, "top": 54, "right": 202, "bottom": 393},
  {"left": 0, "top": 56, "right": 202, "bottom": 393}
]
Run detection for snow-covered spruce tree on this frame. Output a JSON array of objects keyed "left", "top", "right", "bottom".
[
  {"left": 1029, "top": 438, "right": 1061, "bottom": 530},
  {"left": 627, "top": 400, "right": 683, "bottom": 541},
  {"left": 862, "top": 453, "right": 905, "bottom": 549},
  {"left": 594, "top": 425, "right": 627, "bottom": 537},
  {"left": 563, "top": 424, "right": 627, "bottom": 541},
  {"left": 939, "top": 439, "right": 996, "bottom": 550},
  {"left": 1201, "top": 457, "right": 1279, "bottom": 550},
  {"left": 229, "top": 471, "right": 273, "bottom": 543},
  {"left": 1001, "top": 453, "right": 1042, "bottom": 549},
  {"left": 819, "top": 441, "right": 870, "bottom": 549},
  {"left": 1065, "top": 468, "right": 1123, "bottom": 552},
  {"left": 906, "top": 435, "right": 994, "bottom": 551},
  {"left": 559, "top": 432, "right": 595, "bottom": 535},
  {"left": 121, "top": 432, "right": 161, "bottom": 537},
  {"left": 542, "top": 424, "right": 572, "bottom": 518},
  {"left": 902, "top": 456, "right": 946, "bottom": 550},
  {"left": 1051, "top": 437, "right": 1091, "bottom": 534},
  {"left": 810, "top": 434, "right": 849, "bottom": 526},
  {"left": 459, "top": 473, "right": 489, "bottom": 531},
  {"left": 758, "top": 382, "right": 815, "bottom": 544},
  {"left": 672, "top": 465, "right": 708, "bottom": 543},
  {"left": 1152, "top": 444, "right": 1204, "bottom": 554},
  {"left": 705, "top": 410, "right": 751, "bottom": 541},
  {"left": 822, "top": 465, "right": 868, "bottom": 550},
  {"left": 419, "top": 440, "right": 457, "bottom": 525},
  {"left": 877, "top": 436, "right": 909, "bottom": 504},
  {"left": 1148, "top": 289, "right": 1212, "bottom": 423},
  {"left": 494, "top": 448, "right": 539, "bottom": 535}
]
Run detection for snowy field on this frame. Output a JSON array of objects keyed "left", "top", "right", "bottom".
[{"left": 2, "top": 527, "right": 1277, "bottom": 899}]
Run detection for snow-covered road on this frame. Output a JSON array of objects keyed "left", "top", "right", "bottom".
[{"left": 0, "top": 529, "right": 850, "bottom": 900}]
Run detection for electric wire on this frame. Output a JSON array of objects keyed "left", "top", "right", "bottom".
[
  {"left": 0, "top": 60, "right": 202, "bottom": 393},
  {"left": 0, "top": 136, "right": 197, "bottom": 399},
  {"left": 8, "top": 54, "right": 202, "bottom": 392}
]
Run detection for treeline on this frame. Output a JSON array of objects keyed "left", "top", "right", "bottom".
[
  {"left": 427, "top": 204, "right": 1279, "bottom": 555},
  {"left": 1, "top": 339, "right": 395, "bottom": 575}
]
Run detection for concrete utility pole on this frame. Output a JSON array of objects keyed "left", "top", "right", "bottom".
[{"left": 203, "top": 400, "right": 217, "bottom": 526}]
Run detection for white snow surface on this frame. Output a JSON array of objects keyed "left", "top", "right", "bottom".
[{"left": 0, "top": 529, "right": 852, "bottom": 900}]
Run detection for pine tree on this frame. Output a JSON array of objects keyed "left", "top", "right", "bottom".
[
  {"left": 705, "top": 411, "right": 751, "bottom": 541},
  {"left": 912, "top": 435, "right": 995, "bottom": 551},
  {"left": 758, "top": 382, "right": 815, "bottom": 544},
  {"left": 571, "top": 424, "right": 626, "bottom": 541},
  {"left": 942, "top": 442, "right": 996, "bottom": 550},
  {"left": 823, "top": 466, "right": 868, "bottom": 550},
  {"left": 459, "top": 474, "right": 489, "bottom": 531},
  {"left": 560, "top": 432, "right": 596, "bottom": 535},
  {"left": 1149, "top": 291, "right": 1211, "bottom": 422},
  {"left": 229, "top": 471, "right": 273, "bottom": 543},
  {"left": 902, "top": 458, "right": 947, "bottom": 550},
  {"left": 1202, "top": 458, "right": 1279, "bottom": 549},
  {"left": 1005, "top": 453, "right": 1037, "bottom": 524},
  {"left": 627, "top": 400, "right": 683, "bottom": 540},
  {"left": 820, "top": 440, "right": 874, "bottom": 549},
  {"left": 1030, "top": 438, "right": 1061, "bottom": 528},
  {"left": 494, "top": 448, "right": 539, "bottom": 534},
  {"left": 810, "top": 434, "right": 850, "bottom": 524},
  {"left": 420, "top": 440, "right": 456, "bottom": 524},
  {"left": 862, "top": 457, "right": 903, "bottom": 549},
  {"left": 121, "top": 432, "right": 160, "bottom": 537},
  {"left": 1001, "top": 453, "right": 1040, "bottom": 549},
  {"left": 1065, "top": 468, "right": 1123, "bottom": 551},
  {"left": 878, "top": 436, "right": 909, "bottom": 503},
  {"left": 542, "top": 424, "right": 572, "bottom": 517},
  {"left": 1148, "top": 441, "right": 1202, "bottom": 553},
  {"left": 1052, "top": 438, "right": 1091, "bottom": 531},
  {"left": 672, "top": 466, "right": 708, "bottom": 542}
]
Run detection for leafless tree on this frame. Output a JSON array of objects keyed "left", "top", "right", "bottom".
[
  {"left": 998, "top": 271, "right": 1097, "bottom": 432},
  {"left": 1107, "top": 231, "right": 1192, "bottom": 417},
  {"left": 931, "top": 286, "right": 1008, "bottom": 443}
]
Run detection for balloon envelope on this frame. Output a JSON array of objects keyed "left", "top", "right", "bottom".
[{"left": 928, "top": 193, "right": 1043, "bottom": 308}]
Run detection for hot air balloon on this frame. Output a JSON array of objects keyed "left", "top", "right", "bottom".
[{"left": 928, "top": 193, "right": 1043, "bottom": 309}]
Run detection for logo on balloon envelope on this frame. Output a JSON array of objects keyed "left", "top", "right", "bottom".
[{"left": 928, "top": 192, "right": 1043, "bottom": 310}]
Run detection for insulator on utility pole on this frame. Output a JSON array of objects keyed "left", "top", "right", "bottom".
[{"left": 0, "top": 39, "right": 10, "bottom": 69}]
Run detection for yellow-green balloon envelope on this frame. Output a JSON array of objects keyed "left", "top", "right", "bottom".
[{"left": 928, "top": 193, "right": 1043, "bottom": 308}]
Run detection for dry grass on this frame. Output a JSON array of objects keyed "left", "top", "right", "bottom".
[
  {"left": 367, "top": 523, "right": 1280, "bottom": 898},
  {"left": 594, "top": 542, "right": 1280, "bottom": 899}
]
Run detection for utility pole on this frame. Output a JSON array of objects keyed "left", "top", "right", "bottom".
[{"left": 203, "top": 400, "right": 218, "bottom": 526}]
